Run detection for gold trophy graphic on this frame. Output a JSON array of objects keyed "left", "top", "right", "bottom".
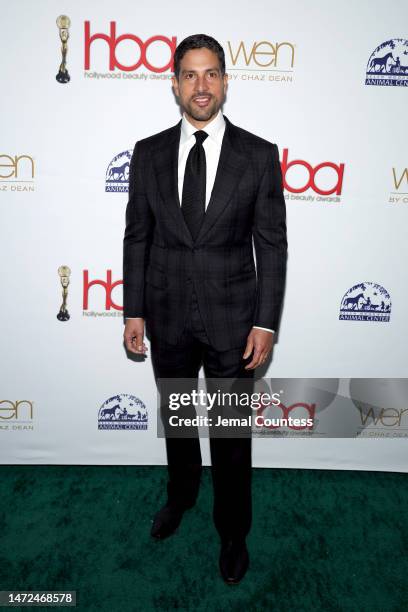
[
  {"left": 57, "top": 265, "right": 71, "bottom": 321},
  {"left": 56, "top": 15, "right": 71, "bottom": 83}
]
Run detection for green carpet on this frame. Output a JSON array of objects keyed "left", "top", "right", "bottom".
[{"left": 0, "top": 466, "right": 407, "bottom": 611}]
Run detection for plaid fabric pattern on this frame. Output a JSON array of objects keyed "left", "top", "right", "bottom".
[{"left": 123, "top": 115, "right": 287, "bottom": 351}]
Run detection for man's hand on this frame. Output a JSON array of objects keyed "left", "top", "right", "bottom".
[
  {"left": 243, "top": 328, "right": 274, "bottom": 369},
  {"left": 124, "top": 318, "right": 148, "bottom": 355}
]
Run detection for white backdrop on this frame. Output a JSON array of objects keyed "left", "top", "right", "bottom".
[{"left": 1, "top": 0, "right": 407, "bottom": 470}]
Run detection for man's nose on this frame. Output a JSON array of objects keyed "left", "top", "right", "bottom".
[{"left": 195, "top": 74, "right": 209, "bottom": 90}]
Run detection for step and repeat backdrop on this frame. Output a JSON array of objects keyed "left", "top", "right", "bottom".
[{"left": 1, "top": 0, "right": 407, "bottom": 470}]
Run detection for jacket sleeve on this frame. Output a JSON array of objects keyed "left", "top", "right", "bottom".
[
  {"left": 252, "top": 143, "right": 287, "bottom": 332},
  {"left": 122, "top": 140, "right": 155, "bottom": 320}
]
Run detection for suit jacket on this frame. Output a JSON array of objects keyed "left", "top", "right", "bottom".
[{"left": 123, "top": 114, "right": 287, "bottom": 352}]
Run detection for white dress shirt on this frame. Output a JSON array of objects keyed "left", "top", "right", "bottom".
[{"left": 127, "top": 109, "right": 274, "bottom": 334}]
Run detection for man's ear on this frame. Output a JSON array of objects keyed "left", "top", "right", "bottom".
[{"left": 171, "top": 75, "right": 179, "bottom": 96}]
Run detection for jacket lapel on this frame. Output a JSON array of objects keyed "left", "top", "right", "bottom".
[
  {"left": 195, "top": 115, "right": 248, "bottom": 244},
  {"left": 151, "top": 119, "right": 194, "bottom": 246},
  {"left": 151, "top": 113, "right": 248, "bottom": 246}
]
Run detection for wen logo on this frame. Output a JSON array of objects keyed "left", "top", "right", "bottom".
[
  {"left": 227, "top": 40, "right": 295, "bottom": 69},
  {"left": 390, "top": 167, "right": 408, "bottom": 204},
  {"left": 226, "top": 40, "right": 295, "bottom": 83},
  {"left": 0, "top": 154, "right": 35, "bottom": 192}
]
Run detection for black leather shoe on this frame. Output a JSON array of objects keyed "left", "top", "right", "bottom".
[
  {"left": 219, "top": 539, "right": 249, "bottom": 584},
  {"left": 150, "top": 504, "right": 186, "bottom": 540}
]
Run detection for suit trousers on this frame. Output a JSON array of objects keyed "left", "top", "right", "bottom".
[{"left": 150, "top": 287, "right": 254, "bottom": 542}]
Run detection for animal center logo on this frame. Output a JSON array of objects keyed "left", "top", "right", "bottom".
[
  {"left": 98, "top": 394, "right": 148, "bottom": 430},
  {"left": 365, "top": 39, "right": 408, "bottom": 87},
  {"left": 105, "top": 150, "right": 132, "bottom": 192},
  {"left": 339, "top": 282, "right": 391, "bottom": 322}
]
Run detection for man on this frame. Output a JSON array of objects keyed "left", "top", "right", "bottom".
[{"left": 123, "top": 33, "right": 287, "bottom": 584}]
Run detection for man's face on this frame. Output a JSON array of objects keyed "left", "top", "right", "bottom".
[{"left": 171, "top": 47, "right": 228, "bottom": 126}]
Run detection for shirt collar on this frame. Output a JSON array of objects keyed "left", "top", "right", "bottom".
[{"left": 180, "top": 108, "right": 225, "bottom": 146}]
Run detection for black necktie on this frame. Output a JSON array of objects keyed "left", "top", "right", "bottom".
[{"left": 181, "top": 130, "right": 208, "bottom": 241}]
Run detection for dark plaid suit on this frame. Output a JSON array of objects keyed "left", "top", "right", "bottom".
[
  {"left": 123, "top": 114, "right": 287, "bottom": 541},
  {"left": 123, "top": 114, "right": 287, "bottom": 350}
]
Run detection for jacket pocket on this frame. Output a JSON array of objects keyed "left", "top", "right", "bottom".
[
  {"left": 145, "top": 265, "right": 168, "bottom": 289},
  {"left": 227, "top": 269, "right": 256, "bottom": 282}
]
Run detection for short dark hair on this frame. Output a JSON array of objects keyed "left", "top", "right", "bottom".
[{"left": 173, "top": 34, "right": 226, "bottom": 80}]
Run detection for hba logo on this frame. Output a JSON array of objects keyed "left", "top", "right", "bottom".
[
  {"left": 83, "top": 270, "right": 123, "bottom": 315},
  {"left": 0, "top": 154, "right": 35, "bottom": 192},
  {"left": 227, "top": 40, "right": 295, "bottom": 69},
  {"left": 84, "top": 21, "right": 176, "bottom": 72},
  {"left": 281, "top": 148, "right": 345, "bottom": 198}
]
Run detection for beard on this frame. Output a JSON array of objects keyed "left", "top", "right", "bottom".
[{"left": 183, "top": 96, "right": 220, "bottom": 122}]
